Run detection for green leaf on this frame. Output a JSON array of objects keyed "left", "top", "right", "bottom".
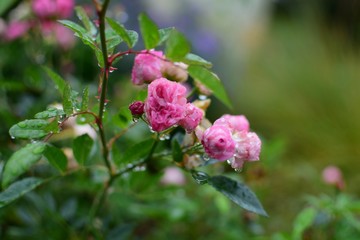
[
  {"left": 0, "top": 177, "right": 45, "bottom": 208},
  {"left": 0, "top": 0, "right": 16, "bottom": 15},
  {"left": 34, "top": 107, "right": 65, "bottom": 119},
  {"left": 171, "top": 139, "right": 183, "bottom": 163},
  {"left": 44, "top": 118, "right": 61, "bottom": 134},
  {"left": 102, "top": 29, "right": 122, "bottom": 53},
  {"left": 58, "top": 20, "right": 95, "bottom": 46},
  {"left": 43, "top": 145, "right": 67, "bottom": 173},
  {"left": 80, "top": 86, "right": 89, "bottom": 111},
  {"left": 42, "top": 67, "right": 66, "bottom": 94},
  {"left": 2, "top": 143, "right": 46, "bottom": 188},
  {"left": 158, "top": 27, "right": 174, "bottom": 45},
  {"left": 183, "top": 53, "right": 212, "bottom": 68},
  {"left": 208, "top": 175, "right": 268, "bottom": 217},
  {"left": 165, "top": 29, "right": 191, "bottom": 61},
  {"left": 75, "top": 6, "right": 97, "bottom": 36},
  {"left": 127, "top": 30, "right": 139, "bottom": 48},
  {"left": 292, "top": 207, "right": 316, "bottom": 240},
  {"left": 73, "top": 134, "right": 94, "bottom": 165},
  {"left": 138, "top": 13, "right": 159, "bottom": 49},
  {"left": 117, "top": 139, "right": 154, "bottom": 166},
  {"left": 9, "top": 119, "right": 50, "bottom": 139},
  {"left": 106, "top": 18, "right": 136, "bottom": 48},
  {"left": 188, "top": 66, "right": 232, "bottom": 109},
  {"left": 113, "top": 106, "right": 132, "bottom": 129},
  {"left": 63, "top": 84, "right": 73, "bottom": 116}
]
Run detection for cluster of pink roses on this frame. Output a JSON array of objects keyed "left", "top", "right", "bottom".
[
  {"left": 1, "top": 0, "right": 74, "bottom": 49},
  {"left": 129, "top": 50, "right": 261, "bottom": 169},
  {"left": 200, "top": 115, "right": 261, "bottom": 169}
]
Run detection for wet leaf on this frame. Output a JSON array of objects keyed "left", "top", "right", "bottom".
[
  {"left": 138, "top": 13, "right": 159, "bottom": 49},
  {"left": 9, "top": 119, "right": 50, "bottom": 139},
  {"left": 44, "top": 145, "right": 67, "bottom": 173},
  {"left": 73, "top": 134, "right": 93, "bottom": 165}
]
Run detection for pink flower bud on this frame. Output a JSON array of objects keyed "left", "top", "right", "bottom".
[
  {"left": 145, "top": 78, "right": 187, "bottom": 132},
  {"left": 161, "top": 61, "right": 188, "bottom": 82},
  {"left": 229, "top": 131, "right": 261, "bottom": 169},
  {"left": 201, "top": 125, "right": 235, "bottom": 161},
  {"left": 322, "top": 165, "right": 344, "bottom": 189},
  {"left": 160, "top": 167, "right": 186, "bottom": 186},
  {"left": 4, "top": 21, "right": 31, "bottom": 41},
  {"left": 214, "top": 114, "right": 250, "bottom": 133},
  {"left": 129, "top": 101, "right": 145, "bottom": 116},
  {"left": 131, "top": 50, "right": 164, "bottom": 85},
  {"left": 179, "top": 103, "right": 203, "bottom": 133}
]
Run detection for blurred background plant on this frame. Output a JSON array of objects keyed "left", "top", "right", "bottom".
[{"left": 1, "top": 0, "right": 360, "bottom": 239}]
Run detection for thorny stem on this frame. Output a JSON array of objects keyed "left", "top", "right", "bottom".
[{"left": 97, "top": 0, "right": 112, "bottom": 174}]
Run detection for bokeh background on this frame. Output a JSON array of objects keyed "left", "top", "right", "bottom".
[{"left": 1, "top": 0, "right": 360, "bottom": 239}]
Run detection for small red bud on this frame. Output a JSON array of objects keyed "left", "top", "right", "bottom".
[{"left": 129, "top": 101, "right": 145, "bottom": 116}]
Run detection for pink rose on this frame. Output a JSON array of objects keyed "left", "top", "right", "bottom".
[
  {"left": 4, "top": 21, "right": 31, "bottom": 41},
  {"left": 145, "top": 78, "right": 187, "bottom": 132},
  {"left": 322, "top": 165, "right": 344, "bottom": 189},
  {"left": 32, "top": 0, "right": 73, "bottom": 19},
  {"left": 179, "top": 103, "right": 203, "bottom": 133},
  {"left": 131, "top": 50, "right": 164, "bottom": 85},
  {"left": 229, "top": 131, "right": 261, "bottom": 169},
  {"left": 201, "top": 125, "right": 235, "bottom": 161},
  {"left": 56, "top": 0, "right": 74, "bottom": 18},
  {"left": 214, "top": 114, "right": 250, "bottom": 133},
  {"left": 32, "top": 0, "right": 57, "bottom": 18}
]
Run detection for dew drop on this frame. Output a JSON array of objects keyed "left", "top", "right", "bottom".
[
  {"left": 10, "top": 135, "right": 15, "bottom": 140},
  {"left": 199, "top": 95, "right": 208, "bottom": 100},
  {"left": 234, "top": 167, "right": 243, "bottom": 172},
  {"left": 159, "top": 133, "right": 169, "bottom": 141},
  {"left": 132, "top": 118, "right": 139, "bottom": 123},
  {"left": 202, "top": 154, "right": 210, "bottom": 161},
  {"left": 109, "top": 69, "right": 114, "bottom": 73}
]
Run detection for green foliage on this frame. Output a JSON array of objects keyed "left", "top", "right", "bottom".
[
  {"left": 9, "top": 119, "right": 50, "bottom": 139},
  {"left": 35, "top": 107, "right": 65, "bottom": 119},
  {"left": 138, "top": 13, "right": 160, "bottom": 49},
  {"left": 107, "top": 18, "right": 138, "bottom": 48},
  {"left": 0, "top": 0, "right": 17, "bottom": 15},
  {"left": 72, "top": 134, "right": 94, "bottom": 165},
  {"left": 171, "top": 138, "right": 183, "bottom": 163},
  {"left": 158, "top": 27, "right": 174, "bottom": 44},
  {"left": 0, "top": 178, "right": 45, "bottom": 208},
  {"left": 165, "top": 29, "right": 191, "bottom": 61},
  {"left": 75, "top": 6, "right": 97, "bottom": 36},
  {"left": 62, "top": 83, "right": 74, "bottom": 116},
  {"left": 183, "top": 53, "right": 212, "bottom": 68},
  {"left": 43, "top": 145, "right": 68, "bottom": 173},
  {"left": 113, "top": 106, "right": 133, "bottom": 129},
  {"left": 292, "top": 207, "right": 316, "bottom": 240},
  {"left": 2, "top": 142, "right": 46, "bottom": 188},
  {"left": 115, "top": 138, "right": 154, "bottom": 166},
  {"left": 208, "top": 175, "right": 268, "bottom": 217},
  {"left": 188, "top": 65, "right": 232, "bottom": 109},
  {"left": 43, "top": 66, "right": 66, "bottom": 94},
  {"left": 80, "top": 86, "right": 89, "bottom": 111}
]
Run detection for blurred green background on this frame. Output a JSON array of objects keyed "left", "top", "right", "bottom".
[{"left": 1, "top": 0, "right": 360, "bottom": 239}]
